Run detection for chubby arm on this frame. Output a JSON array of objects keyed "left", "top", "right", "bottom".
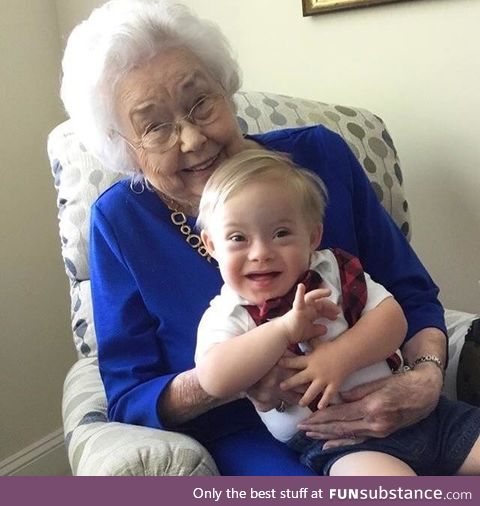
[
  {"left": 197, "top": 286, "right": 337, "bottom": 399},
  {"left": 197, "top": 318, "right": 295, "bottom": 399},
  {"left": 280, "top": 296, "right": 407, "bottom": 409}
]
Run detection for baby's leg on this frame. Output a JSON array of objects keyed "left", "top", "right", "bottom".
[
  {"left": 457, "top": 435, "right": 480, "bottom": 475},
  {"left": 330, "top": 451, "right": 416, "bottom": 476}
]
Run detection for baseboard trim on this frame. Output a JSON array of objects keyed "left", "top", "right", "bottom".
[{"left": 0, "top": 428, "right": 70, "bottom": 476}]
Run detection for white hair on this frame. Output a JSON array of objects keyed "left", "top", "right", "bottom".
[{"left": 60, "top": 0, "right": 241, "bottom": 174}]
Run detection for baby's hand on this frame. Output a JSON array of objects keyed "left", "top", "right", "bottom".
[
  {"left": 279, "top": 340, "right": 347, "bottom": 409},
  {"left": 304, "top": 288, "right": 341, "bottom": 322},
  {"left": 279, "top": 284, "right": 338, "bottom": 345}
]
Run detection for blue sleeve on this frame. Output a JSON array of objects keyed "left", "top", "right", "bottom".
[
  {"left": 90, "top": 205, "right": 173, "bottom": 429},
  {"left": 341, "top": 136, "right": 447, "bottom": 342}
]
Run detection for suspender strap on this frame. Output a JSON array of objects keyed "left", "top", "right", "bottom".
[
  {"left": 333, "top": 248, "right": 401, "bottom": 373},
  {"left": 331, "top": 248, "right": 367, "bottom": 327}
]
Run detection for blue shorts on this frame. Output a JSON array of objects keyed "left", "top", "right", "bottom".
[{"left": 287, "top": 396, "right": 480, "bottom": 476}]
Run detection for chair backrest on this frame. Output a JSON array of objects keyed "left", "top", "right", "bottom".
[{"left": 47, "top": 90, "right": 410, "bottom": 359}]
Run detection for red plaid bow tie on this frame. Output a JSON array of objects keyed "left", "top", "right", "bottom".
[{"left": 243, "top": 270, "right": 323, "bottom": 326}]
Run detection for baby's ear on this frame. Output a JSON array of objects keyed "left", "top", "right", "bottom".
[
  {"left": 310, "top": 224, "right": 323, "bottom": 250},
  {"left": 200, "top": 229, "right": 216, "bottom": 258}
]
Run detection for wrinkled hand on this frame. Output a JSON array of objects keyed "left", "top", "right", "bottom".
[
  {"left": 280, "top": 285, "right": 340, "bottom": 345},
  {"left": 297, "top": 365, "right": 443, "bottom": 449},
  {"left": 279, "top": 340, "right": 348, "bottom": 410},
  {"left": 246, "top": 350, "right": 304, "bottom": 412}
]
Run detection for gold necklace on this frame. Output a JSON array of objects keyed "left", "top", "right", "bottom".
[
  {"left": 169, "top": 209, "right": 215, "bottom": 263},
  {"left": 157, "top": 191, "right": 215, "bottom": 264}
]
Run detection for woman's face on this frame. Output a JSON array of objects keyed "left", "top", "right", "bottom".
[{"left": 115, "top": 47, "right": 247, "bottom": 211}]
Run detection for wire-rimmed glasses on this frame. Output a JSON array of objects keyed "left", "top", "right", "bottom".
[{"left": 117, "top": 93, "right": 225, "bottom": 153}]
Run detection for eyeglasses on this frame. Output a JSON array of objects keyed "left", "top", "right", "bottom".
[{"left": 117, "top": 93, "right": 225, "bottom": 153}]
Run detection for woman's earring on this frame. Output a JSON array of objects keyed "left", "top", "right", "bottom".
[{"left": 129, "top": 178, "right": 145, "bottom": 194}]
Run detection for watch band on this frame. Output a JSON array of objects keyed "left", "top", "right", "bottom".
[{"left": 410, "top": 354, "right": 445, "bottom": 379}]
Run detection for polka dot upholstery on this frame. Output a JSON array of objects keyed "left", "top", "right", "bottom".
[
  {"left": 47, "top": 90, "right": 477, "bottom": 475},
  {"left": 235, "top": 91, "right": 411, "bottom": 239}
]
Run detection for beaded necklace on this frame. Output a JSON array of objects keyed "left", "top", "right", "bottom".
[{"left": 169, "top": 208, "right": 215, "bottom": 263}]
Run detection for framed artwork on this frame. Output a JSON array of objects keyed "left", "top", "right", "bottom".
[{"left": 302, "top": 0, "right": 408, "bottom": 16}]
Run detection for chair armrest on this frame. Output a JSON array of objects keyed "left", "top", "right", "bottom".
[
  {"left": 71, "top": 421, "right": 219, "bottom": 476},
  {"left": 63, "top": 358, "right": 218, "bottom": 476}
]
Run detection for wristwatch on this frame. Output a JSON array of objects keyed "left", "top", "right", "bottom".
[
  {"left": 411, "top": 355, "right": 445, "bottom": 377},
  {"left": 402, "top": 354, "right": 445, "bottom": 380}
]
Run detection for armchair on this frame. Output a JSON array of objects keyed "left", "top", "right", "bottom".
[{"left": 47, "top": 90, "right": 478, "bottom": 475}]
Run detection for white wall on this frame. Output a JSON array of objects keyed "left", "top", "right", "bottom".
[
  {"left": 56, "top": 0, "right": 480, "bottom": 314},
  {"left": 0, "top": 0, "right": 74, "bottom": 465},
  {"left": 55, "top": 0, "right": 104, "bottom": 47}
]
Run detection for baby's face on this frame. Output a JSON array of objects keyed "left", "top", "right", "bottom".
[{"left": 201, "top": 179, "right": 322, "bottom": 305}]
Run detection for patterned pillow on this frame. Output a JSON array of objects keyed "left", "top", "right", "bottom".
[
  {"left": 235, "top": 91, "right": 411, "bottom": 239},
  {"left": 49, "top": 132, "right": 120, "bottom": 358}
]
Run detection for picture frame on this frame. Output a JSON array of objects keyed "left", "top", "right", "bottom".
[{"left": 302, "top": 0, "right": 407, "bottom": 16}]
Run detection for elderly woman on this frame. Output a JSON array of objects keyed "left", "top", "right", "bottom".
[{"left": 60, "top": 0, "right": 448, "bottom": 475}]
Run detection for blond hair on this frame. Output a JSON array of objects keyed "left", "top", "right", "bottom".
[{"left": 197, "top": 149, "right": 328, "bottom": 231}]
